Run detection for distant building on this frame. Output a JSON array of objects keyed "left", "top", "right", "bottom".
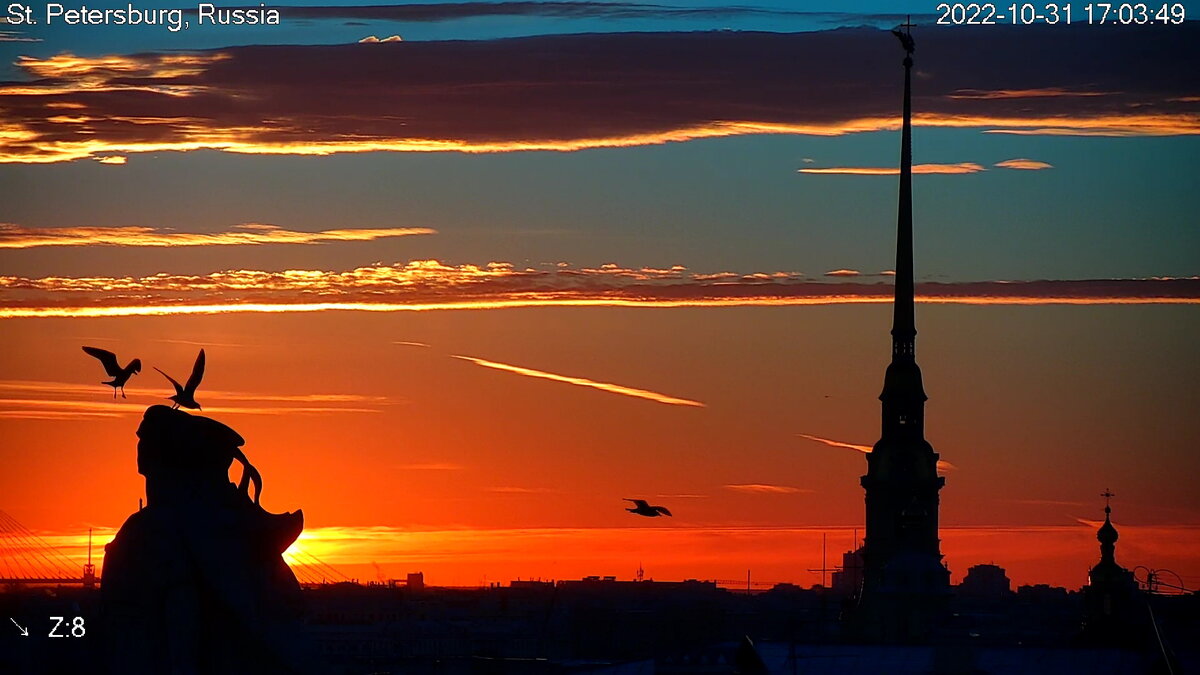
[
  {"left": 959, "top": 564, "right": 1011, "bottom": 600},
  {"left": 1016, "top": 584, "right": 1071, "bottom": 604},
  {"left": 406, "top": 572, "right": 424, "bottom": 591},
  {"left": 854, "top": 27, "right": 951, "bottom": 643},
  {"left": 830, "top": 546, "right": 864, "bottom": 597},
  {"left": 1082, "top": 494, "right": 1140, "bottom": 645}
]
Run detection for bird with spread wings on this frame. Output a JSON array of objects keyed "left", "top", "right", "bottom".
[
  {"left": 82, "top": 346, "right": 142, "bottom": 399},
  {"left": 624, "top": 498, "right": 673, "bottom": 518},
  {"left": 155, "top": 349, "right": 206, "bottom": 410}
]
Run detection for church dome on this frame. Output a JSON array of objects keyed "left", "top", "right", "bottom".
[{"left": 1097, "top": 506, "right": 1118, "bottom": 545}]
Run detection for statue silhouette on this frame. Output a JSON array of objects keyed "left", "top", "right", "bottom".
[{"left": 100, "top": 405, "right": 310, "bottom": 674}]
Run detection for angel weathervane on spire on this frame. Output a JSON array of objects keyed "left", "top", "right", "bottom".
[{"left": 892, "top": 15, "right": 916, "bottom": 56}]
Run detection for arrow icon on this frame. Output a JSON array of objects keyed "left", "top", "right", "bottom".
[{"left": 9, "top": 618, "right": 28, "bottom": 636}]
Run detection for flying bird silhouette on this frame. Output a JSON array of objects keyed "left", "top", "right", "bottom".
[
  {"left": 625, "top": 498, "right": 672, "bottom": 518},
  {"left": 82, "top": 346, "right": 141, "bottom": 398},
  {"left": 155, "top": 349, "right": 206, "bottom": 410}
]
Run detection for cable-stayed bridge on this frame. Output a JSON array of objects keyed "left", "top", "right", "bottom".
[{"left": 0, "top": 509, "right": 85, "bottom": 585}]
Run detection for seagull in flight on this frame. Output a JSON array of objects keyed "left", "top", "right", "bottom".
[
  {"left": 81, "top": 346, "right": 141, "bottom": 398},
  {"left": 624, "top": 499, "right": 672, "bottom": 518},
  {"left": 155, "top": 349, "right": 205, "bottom": 410}
]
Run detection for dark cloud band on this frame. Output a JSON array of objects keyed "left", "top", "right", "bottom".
[
  {"left": 0, "top": 260, "right": 1196, "bottom": 317},
  {"left": 1, "top": 24, "right": 1197, "bottom": 163}
]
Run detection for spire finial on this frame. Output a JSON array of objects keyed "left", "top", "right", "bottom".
[
  {"left": 1102, "top": 488, "right": 1115, "bottom": 515},
  {"left": 892, "top": 17, "right": 916, "bottom": 57}
]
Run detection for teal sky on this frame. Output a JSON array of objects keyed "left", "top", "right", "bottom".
[
  {"left": 3, "top": 2, "right": 1197, "bottom": 284},
  {"left": 2, "top": 130, "right": 1198, "bottom": 282}
]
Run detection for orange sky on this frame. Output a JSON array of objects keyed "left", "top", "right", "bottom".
[
  {"left": 2, "top": 4, "right": 1198, "bottom": 602},
  {"left": 2, "top": 303, "right": 1197, "bottom": 590}
]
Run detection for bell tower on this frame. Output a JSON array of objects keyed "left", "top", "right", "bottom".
[{"left": 855, "top": 21, "right": 951, "bottom": 642}]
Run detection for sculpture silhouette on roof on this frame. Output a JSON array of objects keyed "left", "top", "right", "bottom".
[
  {"left": 100, "top": 404, "right": 310, "bottom": 674},
  {"left": 82, "top": 346, "right": 141, "bottom": 399},
  {"left": 155, "top": 348, "right": 206, "bottom": 410}
]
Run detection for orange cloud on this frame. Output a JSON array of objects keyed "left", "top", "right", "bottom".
[
  {"left": 947, "top": 88, "right": 1112, "bottom": 99},
  {"left": 0, "top": 397, "right": 381, "bottom": 417},
  {"left": 94, "top": 155, "right": 126, "bottom": 165},
  {"left": 0, "top": 380, "right": 388, "bottom": 404},
  {"left": 723, "top": 484, "right": 810, "bottom": 494},
  {"left": 800, "top": 162, "right": 986, "bottom": 175},
  {"left": 0, "top": 380, "right": 393, "bottom": 419},
  {"left": 824, "top": 269, "right": 861, "bottom": 277},
  {"left": 995, "top": 158, "right": 1054, "bottom": 170},
  {"left": 396, "top": 463, "right": 463, "bottom": 471},
  {"left": 450, "top": 355, "right": 705, "bottom": 407},
  {"left": 0, "top": 222, "right": 435, "bottom": 248},
  {"left": 12, "top": 52, "right": 227, "bottom": 81},
  {"left": 0, "top": 263, "right": 1197, "bottom": 318},
  {"left": 487, "top": 487, "right": 559, "bottom": 494}
]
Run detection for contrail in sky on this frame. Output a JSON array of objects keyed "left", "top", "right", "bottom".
[
  {"left": 451, "top": 355, "right": 705, "bottom": 407},
  {"left": 798, "top": 433, "right": 956, "bottom": 472}
]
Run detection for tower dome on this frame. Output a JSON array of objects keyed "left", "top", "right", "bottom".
[{"left": 1097, "top": 505, "right": 1118, "bottom": 546}]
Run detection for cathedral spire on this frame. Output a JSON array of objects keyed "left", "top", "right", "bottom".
[
  {"left": 855, "top": 24, "right": 950, "bottom": 642},
  {"left": 878, "top": 18, "right": 927, "bottom": 442},
  {"left": 892, "top": 18, "right": 916, "bottom": 359}
]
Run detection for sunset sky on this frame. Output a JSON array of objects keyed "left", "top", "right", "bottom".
[{"left": 1, "top": 1, "right": 1198, "bottom": 592}]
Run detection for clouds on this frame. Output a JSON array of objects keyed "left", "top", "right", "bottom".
[
  {"left": 0, "top": 223, "right": 435, "bottom": 248},
  {"left": 723, "top": 484, "right": 810, "bottom": 494},
  {"left": 800, "top": 162, "right": 986, "bottom": 175},
  {"left": 358, "top": 35, "right": 403, "bottom": 43},
  {"left": 799, "top": 160, "right": 1052, "bottom": 175},
  {"left": 0, "top": 379, "right": 393, "bottom": 419},
  {"left": 994, "top": 158, "right": 1054, "bottom": 170},
  {"left": 0, "top": 260, "right": 1196, "bottom": 318},
  {"left": 270, "top": 2, "right": 805, "bottom": 23},
  {"left": 396, "top": 462, "right": 464, "bottom": 471},
  {"left": 1, "top": 25, "right": 1196, "bottom": 163}
]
